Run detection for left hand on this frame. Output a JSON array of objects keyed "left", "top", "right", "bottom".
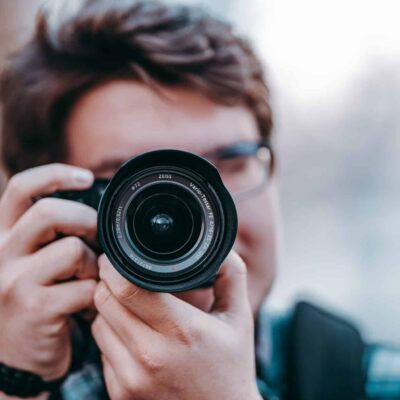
[{"left": 92, "top": 251, "right": 262, "bottom": 400}]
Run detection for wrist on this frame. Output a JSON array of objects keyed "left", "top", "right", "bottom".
[{"left": 0, "top": 362, "right": 63, "bottom": 399}]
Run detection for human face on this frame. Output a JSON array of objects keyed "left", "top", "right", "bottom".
[{"left": 65, "top": 80, "right": 281, "bottom": 315}]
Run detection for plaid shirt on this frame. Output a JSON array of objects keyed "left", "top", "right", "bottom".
[{"left": 54, "top": 304, "right": 400, "bottom": 400}]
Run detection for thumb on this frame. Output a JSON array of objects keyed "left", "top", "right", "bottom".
[{"left": 211, "top": 250, "right": 249, "bottom": 318}]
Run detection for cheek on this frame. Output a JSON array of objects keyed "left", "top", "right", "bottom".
[
  {"left": 235, "top": 181, "right": 281, "bottom": 308},
  {"left": 236, "top": 189, "right": 279, "bottom": 257}
]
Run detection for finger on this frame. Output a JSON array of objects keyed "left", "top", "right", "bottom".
[
  {"left": 92, "top": 315, "right": 145, "bottom": 393},
  {"left": 5, "top": 198, "right": 97, "bottom": 256},
  {"left": 28, "top": 236, "right": 98, "bottom": 284},
  {"left": 98, "top": 254, "right": 197, "bottom": 332},
  {"left": 46, "top": 278, "right": 97, "bottom": 315},
  {"left": 102, "top": 356, "right": 130, "bottom": 400},
  {"left": 210, "top": 251, "right": 249, "bottom": 319},
  {"left": 0, "top": 164, "right": 94, "bottom": 230},
  {"left": 94, "top": 281, "right": 157, "bottom": 353}
]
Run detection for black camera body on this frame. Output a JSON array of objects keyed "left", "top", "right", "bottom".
[{"left": 52, "top": 149, "right": 237, "bottom": 292}]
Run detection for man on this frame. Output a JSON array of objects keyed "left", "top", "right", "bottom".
[{"left": 0, "top": 1, "right": 398, "bottom": 399}]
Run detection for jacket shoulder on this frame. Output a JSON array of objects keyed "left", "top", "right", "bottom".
[{"left": 256, "top": 301, "right": 396, "bottom": 400}]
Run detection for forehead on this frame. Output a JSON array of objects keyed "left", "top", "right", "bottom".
[{"left": 65, "top": 80, "right": 259, "bottom": 172}]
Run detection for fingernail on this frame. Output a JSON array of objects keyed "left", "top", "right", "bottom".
[{"left": 72, "top": 168, "right": 94, "bottom": 184}]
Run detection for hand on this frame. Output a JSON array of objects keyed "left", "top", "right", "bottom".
[
  {"left": 92, "top": 251, "right": 262, "bottom": 400},
  {"left": 0, "top": 164, "right": 99, "bottom": 381}
]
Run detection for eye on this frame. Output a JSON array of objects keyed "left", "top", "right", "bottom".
[{"left": 214, "top": 156, "right": 248, "bottom": 174}]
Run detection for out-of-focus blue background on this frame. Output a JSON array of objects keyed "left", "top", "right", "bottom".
[{"left": 1, "top": 0, "right": 399, "bottom": 343}]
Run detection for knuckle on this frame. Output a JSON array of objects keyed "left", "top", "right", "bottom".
[
  {"left": 46, "top": 317, "right": 70, "bottom": 338},
  {"left": 172, "top": 320, "right": 202, "bottom": 347},
  {"left": 97, "top": 254, "right": 108, "bottom": 269},
  {"left": 24, "top": 289, "right": 49, "bottom": 314},
  {"left": 114, "top": 281, "right": 140, "bottom": 303},
  {"left": 234, "top": 255, "right": 247, "bottom": 276},
  {"left": 97, "top": 255, "right": 111, "bottom": 278},
  {"left": 85, "top": 279, "right": 97, "bottom": 296},
  {"left": 126, "top": 384, "right": 147, "bottom": 398},
  {"left": 65, "top": 236, "right": 87, "bottom": 262},
  {"left": 122, "top": 373, "right": 138, "bottom": 394},
  {"left": 0, "top": 273, "right": 20, "bottom": 303},
  {"left": 32, "top": 198, "right": 57, "bottom": 221},
  {"left": 137, "top": 346, "right": 163, "bottom": 373},
  {"left": 45, "top": 164, "right": 72, "bottom": 189},
  {"left": 94, "top": 282, "right": 111, "bottom": 309},
  {"left": 122, "top": 378, "right": 143, "bottom": 398},
  {"left": 91, "top": 316, "right": 101, "bottom": 337},
  {"left": 6, "top": 174, "right": 24, "bottom": 199}
]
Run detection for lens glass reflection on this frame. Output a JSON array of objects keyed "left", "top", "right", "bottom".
[{"left": 126, "top": 183, "right": 203, "bottom": 262}]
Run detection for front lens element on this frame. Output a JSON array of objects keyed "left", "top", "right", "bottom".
[{"left": 126, "top": 183, "right": 203, "bottom": 262}]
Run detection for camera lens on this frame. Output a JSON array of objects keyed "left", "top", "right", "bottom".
[
  {"left": 98, "top": 149, "right": 237, "bottom": 292},
  {"left": 126, "top": 183, "right": 203, "bottom": 261}
]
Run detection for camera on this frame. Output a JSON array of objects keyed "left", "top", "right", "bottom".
[{"left": 51, "top": 149, "right": 237, "bottom": 292}]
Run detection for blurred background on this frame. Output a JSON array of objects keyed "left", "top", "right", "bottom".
[{"left": 0, "top": 0, "right": 399, "bottom": 343}]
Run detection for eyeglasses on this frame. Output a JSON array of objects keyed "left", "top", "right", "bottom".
[
  {"left": 201, "top": 139, "right": 274, "bottom": 201},
  {"left": 92, "top": 139, "right": 274, "bottom": 202}
]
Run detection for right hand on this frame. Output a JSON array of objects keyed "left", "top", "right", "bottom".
[{"left": 0, "top": 164, "right": 99, "bottom": 381}]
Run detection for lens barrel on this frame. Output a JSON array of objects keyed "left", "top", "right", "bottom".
[{"left": 97, "top": 149, "right": 237, "bottom": 292}]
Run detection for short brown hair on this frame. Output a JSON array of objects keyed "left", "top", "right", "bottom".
[{"left": 0, "top": 0, "right": 272, "bottom": 176}]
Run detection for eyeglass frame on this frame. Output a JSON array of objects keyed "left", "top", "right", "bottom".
[
  {"left": 201, "top": 137, "right": 274, "bottom": 201},
  {"left": 90, "top": 138, "right": 274, "bottom": 203}
]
